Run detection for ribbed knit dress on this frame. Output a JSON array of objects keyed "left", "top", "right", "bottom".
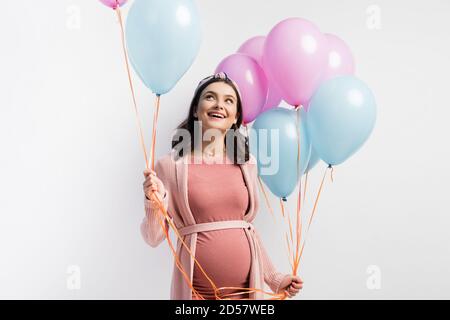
[
  {"left": 188, "top": 158, "right": 251, "bottom": 299},
  {"left": 141, "top": 151, "right": 290, "bottom": 300}
]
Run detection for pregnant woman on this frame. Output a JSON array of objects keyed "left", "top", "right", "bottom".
[{"left": 141, "top": 72, "right": 303, "bottom": 300}]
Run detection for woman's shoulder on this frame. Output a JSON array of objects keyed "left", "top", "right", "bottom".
[{"left": 157, "top": 151, "right": 174, "bottom": 164}]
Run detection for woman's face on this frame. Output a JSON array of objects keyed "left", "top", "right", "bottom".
[{"left": 195, "top": 82, "right": 239, "bottom": 133}]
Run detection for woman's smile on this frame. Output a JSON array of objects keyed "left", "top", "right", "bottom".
[
  {"left": 207, "top": 110, "right": 227, "bottom": 121},
  {"left": 195, "top": 82, "right": 239, "bottom": 131}
]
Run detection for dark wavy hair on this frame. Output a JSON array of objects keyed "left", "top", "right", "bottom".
[{"left": 171, "top": 75, "right": 249, "bottom": 164}]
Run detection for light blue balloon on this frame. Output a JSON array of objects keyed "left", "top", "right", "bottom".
[
  {"left": 125, "top": 0, "right": 201, "bottom": 95},
  {"left": 250, "top": 108, "right": 311, "bottom": 199},
  {"left": 306, "top": 75, "right": 376, "bottom": 166},
  {"left": 305, "top": 146, "right": 321, "bottom": 174}
]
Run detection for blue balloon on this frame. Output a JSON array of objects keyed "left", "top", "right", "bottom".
[
  {"left": 306, "top": 76, "right": 376, "bottom": 166},
  {"left": 125, "top": 0, "right": 201, "bottom": 95},
  {"left": 250, "top": 108, "right": 311, "bottom": 199},
  {"left": 305, "top": 146, "right": 321, "bottom": 174}
]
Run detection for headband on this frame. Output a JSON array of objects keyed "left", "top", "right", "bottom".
[{"left": 194, "top": 72, "right": 242, "bottom": 100}]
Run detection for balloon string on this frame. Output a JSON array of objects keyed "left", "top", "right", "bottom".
[
  {"left": 303, "top": 171, "right": 309, "bottom": 204},
  {"left": 150, "top": 192, "right": 287, "bottom": 299},
  {"left": 257, "top": 176, "right": 276, "bottom": 223},
  {"left": 255, "top": 139, "right": 294, "bottom": 280},
  {"left": 247, "top": 123, "right": 276, "bottom": 222},
  {"left": 151, "top": 95, "right": 161, "bottom": 171},
  {"left": 154, "top": 207, "right": 203, "bottom": 299},
  {"left": 114, "top": 5, "right": 229, "bottom": 300},
  {"left": 143, "top": 96, "right": 223, "bottom": 297},
  {"left": 115, "top": 7, "right": 150, "bottom": 169},
  {"left": 293, "top": 108, "right": 302, "bottom": 275},
  {"left": 279, "top": 198, "right": 295, "bottom": 270},
  {"left": 307, "top": 166, "right": 328, "bottom": 232},
  {"left": 285, "top": 233, "right": 294, "bottom": 270},
  {"left": 279, "top": 198, "right": 285, "bottom": 218},
  {"left": 143, "top": 98, "right": 284, "bottom": 300},
  {"left": 115, "top": 7, "right": 203, "bottom": 295},
  {"left": 150, "top": 193, "right": 221, "bottom": 299},
  {"left": 285, "top": 202, "right": 295, "bottom": 265},
  {"left": 257, "top": 176, "right": 293, "bottom": 270},
  {"left": 113, "top": 4, "right": 204, "bottom": 299},
  {"left": 293, "top": 178, "right": 303, "bottom": 276},
  {"left": 113, "top": 0, "right": 288, "bottom": 301},
  {"left": 116, "top": 9, "right": 213, "bottom": 297},
  {"left": 216, "top": 286, "right": 287, "bottom": 300},
  {"left": 296, "top": 170, "right": 309, "bottom": 273},
  {"left": 295, "top": 165, "right": 330, "bottom": 271},
  {"left": 122, "top": 41, "right": 285, "bottom": 301}
]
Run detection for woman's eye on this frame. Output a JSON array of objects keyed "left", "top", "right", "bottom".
[{"left": 226, "top": 99, "right": 234, "bottom": 104}]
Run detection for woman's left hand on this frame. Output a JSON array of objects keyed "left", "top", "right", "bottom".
[{"left": 278, "top": 275, "right": 303, "bottom": 298}]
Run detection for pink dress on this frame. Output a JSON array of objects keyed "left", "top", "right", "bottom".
[
  {"left": 188, "top": 159, "right": 251, "bottom": 299},
  {"left": 141, "top": 152, "right": 290, "bottom": 299}
]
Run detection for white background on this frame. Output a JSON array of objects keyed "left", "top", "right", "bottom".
[{"left": 0, "top": 0, "right": 449, "bottom": 299}]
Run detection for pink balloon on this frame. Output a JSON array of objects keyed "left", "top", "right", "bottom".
[
  {"left": 263, "top": 18, "right": 328, "bottom": 107},
  {"left": 238, "top": 36, "right": 265, "bottom": 65},
  {"left": 322, "top": 33, "right": 355, "bottom": 81},
  {"left": 215, "top": 53, "right": 268, "bottom": 124},
  {"left": 238, "top": 36, "right": 282, "bottom": 112},
  {"left": 99, "top": 0, "right": 127, "bottom": 9},
  {"left": 261, "top": 85, "right": 283, "bottom": 112}
]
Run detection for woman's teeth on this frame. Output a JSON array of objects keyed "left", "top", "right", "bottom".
[{"left": 208, "top": 112, "right": 225, "bottom": 119}]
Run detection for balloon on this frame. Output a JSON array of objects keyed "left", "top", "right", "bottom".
[
  {"left": 306, "top": 75, "right": 376, "bottom": 166},
  {"left": 302, "top": 99, "right": 311, "bottom": 112},
  {"left": 237, "top": 36, "right": 283, "bottom": 112},
  {"left": 305, "top": 146, "right": 321, "bottom": 173},
  {"left": 126, "top": 0, "right": 201, "bottom": 95},
  {"left": 322, "top": 33, "right": 355, "bottom": 81},
  {"left": 215, "top": 54, "right": 268, "bottom": 124},
  {"left": 302, "top": 34, "right": 355, "bottom": 113},
  {"left": 262, "top": 85, "right": 283, "bottom": 112},
  {"left": 237, "top": 36, "right": 265, "bottom": 63},
  {"left": 250, "top": 108, "right": 311, "bottom": 198},
  {"left": 263, "top": 17, "right": 328, "bottom": 107},
  {"left": 99, "top": 0, "right": 127, "bottom": 9}
]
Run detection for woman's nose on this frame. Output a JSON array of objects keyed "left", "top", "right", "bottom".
[{"left": 214, "top": 102, "right": 225, "bottom": 110}]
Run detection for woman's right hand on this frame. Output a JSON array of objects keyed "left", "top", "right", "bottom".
[{"left": 143, "top": 168, "right": 166, "bottom": 210}]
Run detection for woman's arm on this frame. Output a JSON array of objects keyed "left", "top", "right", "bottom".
[{"left": 140, "top": 159, "right": 171, "bottom": 248}]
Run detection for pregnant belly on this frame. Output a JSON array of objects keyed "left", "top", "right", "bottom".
[{"left": 192, "top": 228, "right": 252, "bottom": 299}]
